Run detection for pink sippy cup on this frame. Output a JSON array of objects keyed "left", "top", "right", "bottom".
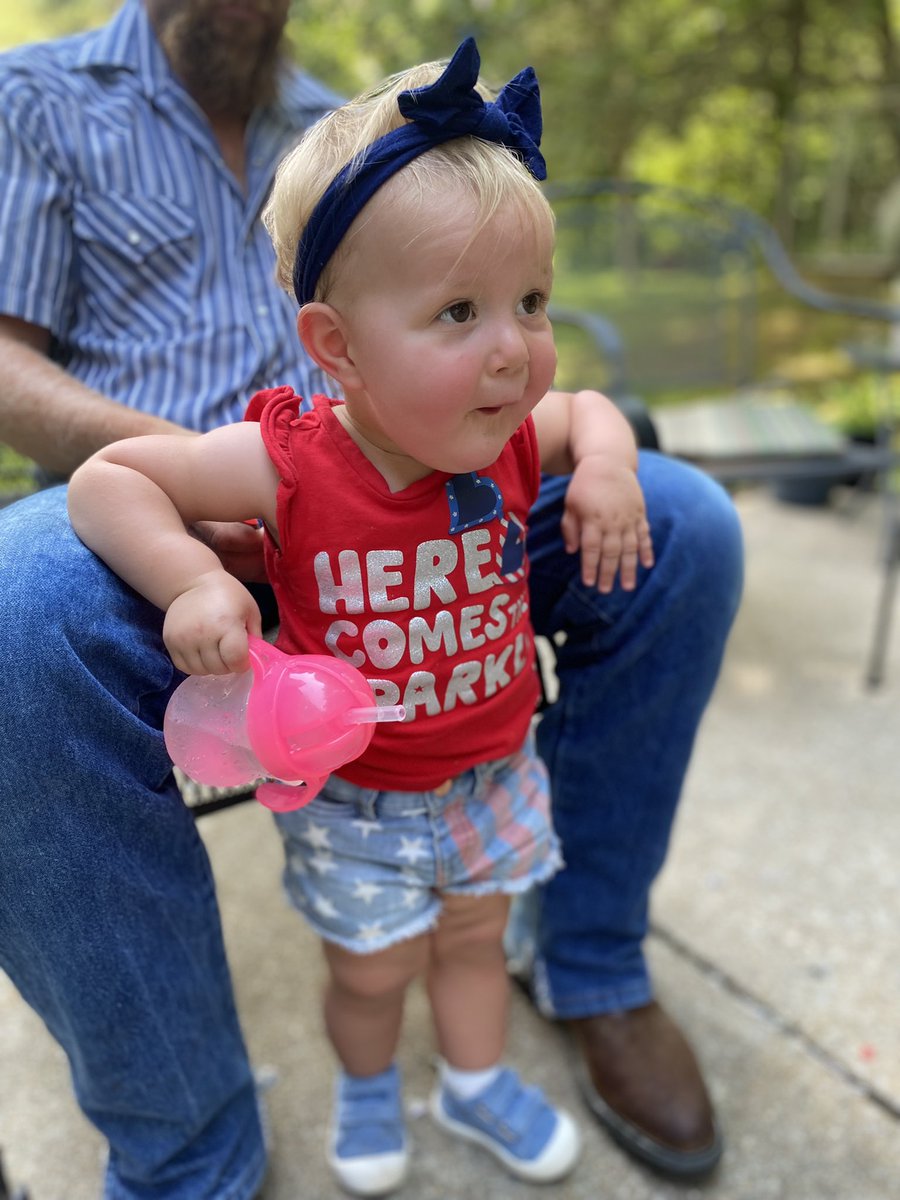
[{"left": 164, "top": 635, "right": 405, "bottom": 811}]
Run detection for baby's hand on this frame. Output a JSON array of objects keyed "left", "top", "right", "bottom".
[
  {"left": 561, "top": 455, "right": 655, "bottom": 592},
  {"left": 163, "top": 571, "right": 262, "bottom": 675}
]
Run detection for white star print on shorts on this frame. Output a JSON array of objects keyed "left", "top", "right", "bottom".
[{"left": 272, "top": 735, "right": 562, "bottom": 954}]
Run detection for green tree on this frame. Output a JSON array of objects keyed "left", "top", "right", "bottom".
[{"left": 7, "top": 0, "right": 900, "bottom": 250}]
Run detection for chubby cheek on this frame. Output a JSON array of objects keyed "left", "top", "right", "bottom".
[
  {"left": 398, "top": 362, "right": 478, "bottom": 427},
  {"left": 410, "top": 395, "right": 466, "bottom": 443},
  {"left": 530, "top": 335, "right": 558, "bottom": 400}
]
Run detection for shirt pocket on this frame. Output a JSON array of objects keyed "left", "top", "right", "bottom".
[{"left": 72, "top": 191, "right": 198, "bottom": 336}]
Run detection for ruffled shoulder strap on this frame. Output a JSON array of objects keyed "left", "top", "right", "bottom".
[{"left": 244, "top": 385, "right": 314, "bottom": 481}]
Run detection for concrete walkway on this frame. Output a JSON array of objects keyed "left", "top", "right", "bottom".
[{"left": 2, "top": 487, "right": 898, "bottom": 1199}]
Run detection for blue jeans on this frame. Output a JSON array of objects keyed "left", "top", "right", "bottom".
[
  {"left": 0, "top": 453, "right": 742, "bottom": 1198},
  {"left": 523, "top": 465, "right": 743, "bottom": 1016}
]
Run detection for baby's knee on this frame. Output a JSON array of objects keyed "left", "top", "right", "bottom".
[
  {"left": 325, "top": 937, "right": 427, "bottom": 1002},
  {"left": 433, "top": 894, "right": 510, "bottom": 962}
]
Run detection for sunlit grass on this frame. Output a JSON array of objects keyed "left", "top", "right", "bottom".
[
  {"left": 551, "top": 251, "right": 900, "bottom": 444},
  {"left": 0, "top": 443, "right": 36, "bottom": 501}
]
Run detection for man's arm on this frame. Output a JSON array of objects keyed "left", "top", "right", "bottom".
[
  {"left": 0, "top": 315, "right": 191, "bottom": 476},
  {"left": 0, "top": 315, "right": 268, "bottom": 582}
]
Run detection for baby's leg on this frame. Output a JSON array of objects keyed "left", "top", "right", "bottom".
[
  {"left": 322, "top": 934, "right": 429, "bottom": 1076},
  {"left": 426, "top": 892, "right": 511, "bottom": 1068},
  {"left": 323, "top": 935, "right": 429, "bottom": 1196},
  {"left": 427, "top": 892, "right": 581, "bottom": 1182}
]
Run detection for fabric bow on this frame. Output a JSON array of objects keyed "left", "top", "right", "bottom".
[
  {"left": 292, "top": 37, "right": 546, "bottom": 306},
  {"left": 397, "top": 37, "right": 546, "bottom": 182}
]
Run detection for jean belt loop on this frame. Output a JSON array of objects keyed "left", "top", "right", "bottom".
[
  {"left": 476, "top": 750, "right": 514, "bottom": 793},
  {"left": 472, "top": 760, "right": 490, "bottom": 790},
  {"left": 357, "top": 789, "right": 379, "bottom": 820}
]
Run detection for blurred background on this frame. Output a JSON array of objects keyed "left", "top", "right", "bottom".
[
  {"left": 1, "top": 8, "right": 898, "bottom": 1197},
  {"left": 5, "top": 0, "right": 900, "bottom": 469},
  {"left": 7, "top": 0, "right": 900, "bottom": 252}
]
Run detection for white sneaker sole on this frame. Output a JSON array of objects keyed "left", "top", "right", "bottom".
[
  {"left": 327, "top": 1146, "right": 409, "bottom": 1197},
  {"left": 429, "top": 1089, "right": 581, "bottom": 1182}
]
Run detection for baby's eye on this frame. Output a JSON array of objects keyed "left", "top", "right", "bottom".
[
  {"left": 518, "top": 291, "right": 547, "bottom": 316},
  {"left": 439, "top": 301, "right": 476, "bottom": 324}
]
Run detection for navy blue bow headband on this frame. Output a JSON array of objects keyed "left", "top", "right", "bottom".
[{"left": 292, "top": 37, "right": 546, "bottom": 306}]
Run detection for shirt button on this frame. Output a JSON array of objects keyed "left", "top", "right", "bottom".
[
  {"left": 257, "top": 304, "right": 269, "bottom": 316},
  {"left": 126, "top": 229, "right": 141, "bottom": 246}
]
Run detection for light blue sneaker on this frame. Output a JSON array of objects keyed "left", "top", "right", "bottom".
[
  {"left": 329, "top": 1064, "right": 409, "bottom": 1196},
  {"left": 429, "top": 1065, "right": 581, "bottom": 1182}
]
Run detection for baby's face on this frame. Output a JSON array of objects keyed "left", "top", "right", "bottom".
[{"left": 331, "top": 187, "right": 557, "bottom": 481}]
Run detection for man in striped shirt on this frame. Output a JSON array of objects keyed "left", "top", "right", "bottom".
[{"left": 0, "top": 2, "right": 742, "bottom": 1196}]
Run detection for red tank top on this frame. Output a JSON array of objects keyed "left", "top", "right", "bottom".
[{"left": 245, "top": 388, "right": 541, "bottom": 789}]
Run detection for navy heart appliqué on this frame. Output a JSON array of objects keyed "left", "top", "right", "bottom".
[
  {"left": 499, "top": 513, "right": 526, "bottom": 576},
  {"left": 446, "top": 472, "right": 504, "bottom": 534}
]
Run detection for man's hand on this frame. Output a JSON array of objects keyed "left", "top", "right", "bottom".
[
  {"left": 163, "top": 571, "right": 263, "bottom": 675},
  {"left": 561, "top": 454, "right": 655, "bottom": 593},
  {"left": 190, "top": 520, "right": 268, "bottom": 583}
]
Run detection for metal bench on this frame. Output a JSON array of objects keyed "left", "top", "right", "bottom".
[{"left": 546, "top": 179, "right": 900, "bottom": 684}]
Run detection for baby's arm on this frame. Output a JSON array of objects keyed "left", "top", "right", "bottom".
[
  {"left": 67, "top": 423, "right": 280, "bottom": 674},
  {"left": 531, "top": 389, "right": 654, "bottom": 592}
]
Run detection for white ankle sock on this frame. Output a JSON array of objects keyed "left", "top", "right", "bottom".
[{"left": 440, "top": 1060, "right": 501, "bottom": 1100}]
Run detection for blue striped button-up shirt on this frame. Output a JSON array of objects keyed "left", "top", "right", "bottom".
[{"left": 0, "top": 0, "right": 342, "bottom": 430}]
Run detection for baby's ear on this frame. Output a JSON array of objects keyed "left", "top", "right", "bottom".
[{"left": 297, "top": 304, "right": 363, "bottom": 391}]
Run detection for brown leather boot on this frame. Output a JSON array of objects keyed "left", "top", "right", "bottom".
[{"left": 567, "top": 1001, "right": 723, "bottom": 1178}]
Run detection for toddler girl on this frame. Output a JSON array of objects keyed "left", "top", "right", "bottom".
[{"left": 69, "top": 37, "right": 652, "bottom": 1195}]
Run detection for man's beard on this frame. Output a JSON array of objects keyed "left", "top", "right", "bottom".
[{"left": 154, "top": 3, "right": 286, "bottom": 117}]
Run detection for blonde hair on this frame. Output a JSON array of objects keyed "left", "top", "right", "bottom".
[{"left": 263, "top": 57, "right": 554, "bottom": 302}]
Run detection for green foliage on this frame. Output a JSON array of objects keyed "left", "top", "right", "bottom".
[
  {"left": 281, "top": 0, "right": 900, "bottom": 254},
  {"left": 0, "top": 0, "right": 115, "bottom": 48},
  {"left": 8, "top": 1, "right": 900, "bottom": 259},
  {"left": 810, "top": 373, "right": 897, "bottom": 437},
  {"left": 5, "top": 1, "right": 898, "bottom": 430},
  {"left": 0, "top": 443, "right": 36, "bottom": 500},
  {"left": 629, "top": 89, "right": 780, "bottom": 212}
]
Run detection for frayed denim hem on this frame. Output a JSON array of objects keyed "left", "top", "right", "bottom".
[
  {"left": 289, "top": 897, "right": 442, "bottom": 956},
  {"left": 443, "top": 850, "right": 565, "bottom": 898},
  {"left": 284, "top": 847, "right": 564, "bottom": 957}
]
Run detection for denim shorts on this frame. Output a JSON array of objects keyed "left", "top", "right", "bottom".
[{"left": 272, "top": 735, "right": 563, "bottom": 954}]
